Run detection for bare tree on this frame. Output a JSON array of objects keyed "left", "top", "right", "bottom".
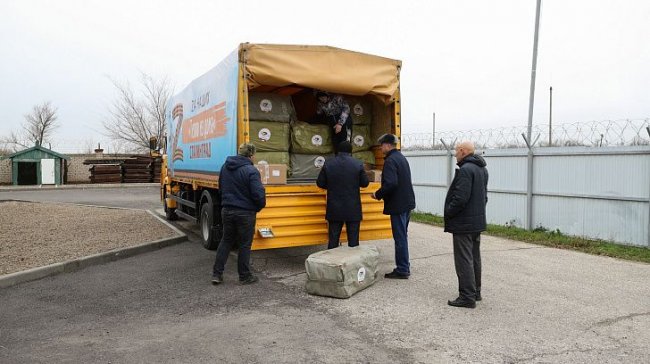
[
  {"left": 103, "top": 73, "right": 172, "bottom": 152},
  {"left": 0, "top": 102, "right": 59, "bottom": 151}
]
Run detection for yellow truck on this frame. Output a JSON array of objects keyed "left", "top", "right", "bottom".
[{"left": 161, "top": 43, "right": 402, "bottom": 250}]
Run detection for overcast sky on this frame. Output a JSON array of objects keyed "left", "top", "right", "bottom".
[{"left": 1, "top": 0, "right": 648, "bottom": 151}]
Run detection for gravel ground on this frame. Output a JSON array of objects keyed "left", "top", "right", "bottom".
[{"left": 0, "top": 201, "right": 177, "bottom": 275}]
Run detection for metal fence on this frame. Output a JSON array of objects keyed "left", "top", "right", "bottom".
[
  {"left": 405, "top": 146, "right": 650, "bottom": 247},
  {"left": 403, "top": 119, "right": 650, "bottom": 150}
]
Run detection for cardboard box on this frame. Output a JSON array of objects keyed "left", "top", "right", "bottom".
[
  {"left": 366, "top": 169, "right": 382, "bottom": 182},
  {"left": 256, "top": 164, "right": 287, "bottom": 185}
]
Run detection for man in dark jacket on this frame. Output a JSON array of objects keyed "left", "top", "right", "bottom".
[
  {"left": 371, "top": 134, "right": 416, "bottom": 279},
  {"left": 444, "top": 141, "right": 488, "bottom": 308},
  {"left": 317, "top": 141, "right": 370, "bottom": 249},
  {"left": 212, "top": 143, "right": 266, "bottom": 285}
]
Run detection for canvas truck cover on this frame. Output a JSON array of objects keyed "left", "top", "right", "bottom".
[
  {"left": 240, "top": 44, "right": 402, "bottom": 104},
  {"left": 166, "top": 50, "right": 239, "bottom": 181}
]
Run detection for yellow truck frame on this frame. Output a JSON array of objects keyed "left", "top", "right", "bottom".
[{"left": 161, "top": 44, "right": 402, "bottom": 250}]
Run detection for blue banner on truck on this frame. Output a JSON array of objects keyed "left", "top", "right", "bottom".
[{"left": 166, "top": 50, "right": 239, "bottom": 181}]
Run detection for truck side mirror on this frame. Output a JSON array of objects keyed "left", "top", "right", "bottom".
[{"left": 149, "top": 137, "right": 158, "bottom": 151}]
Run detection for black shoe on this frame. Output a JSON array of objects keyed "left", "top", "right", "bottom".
[
  {"left": 475, "top": 292, "right": 482, "bottom": 301},
  {"left": 384, "top": 271, "right": 409, "bottom": 279},
  {"left": 447, "top": 298, "right": 476, "bottom": 308},
  {"left": 239, "top": 275, "right": 259, "bottom": 285},
  {"left": 211, "top": 274, "right": 223, "bottom": 285}
]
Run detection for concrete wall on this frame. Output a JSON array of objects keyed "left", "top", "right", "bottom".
[
  {"left": 0, "top": 153, "right": 147, "bottom": 184},
  {"left": 0, "top": 158, "right": 11, "bottom": 184},
  {"left": 65, "top": 154, "right": 96, "bottom": 183}
]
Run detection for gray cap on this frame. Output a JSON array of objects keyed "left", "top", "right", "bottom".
[
  {"left": 238, "top": 143, "right": 256, "bottom": 157},
  {"left": 377, "top": 133, "right": 399, "bottom": 146}
]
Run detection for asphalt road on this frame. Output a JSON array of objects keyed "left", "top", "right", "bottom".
[{"left": 1, "top": 187, "right": 649, "bottom": 363}]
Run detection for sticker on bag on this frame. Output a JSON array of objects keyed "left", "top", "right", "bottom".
[
  {"left": 311, "top": 135, "right": 323, "bottom": 146},
  {"left": 357, "top": 267, "right": 366, "bottom": 283},
  {"left": 260, "top": 99, "right": 272, "bottom": 112},
  {"left": 353, "top": 103, "right": 364, "bottom": 116},
  {"left": 258, "top": 128, "right": 271, "bottom": 141},
  {"left": 314, "top": 156, "right": 325, "bottom": 169}
]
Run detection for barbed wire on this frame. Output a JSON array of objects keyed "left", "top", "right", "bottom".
[
  {"left": 3, "top": 119, "right": 650, "bottom": 155},
  {"left": 402, "top": 119, "right": 650, "bottom": 150}
]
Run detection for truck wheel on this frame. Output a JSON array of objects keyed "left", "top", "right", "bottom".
[{"left": 200, "top": 202, "right": 220, "bottom": 250}]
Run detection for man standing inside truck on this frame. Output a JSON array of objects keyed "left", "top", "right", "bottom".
[
  {"left": 371, "top": 134, "right": 416, "bottom": 279},
  {"left": 212, "top": 143, "right": 266, "bottom": 285},
  {"left": 317, "top": 141, "right": 370, "bottom": 249},
  {"left": 314, "top": 90, "right": 352, "bottom": 153}
]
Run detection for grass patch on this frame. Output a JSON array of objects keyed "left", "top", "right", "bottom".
[{"left": 411, "top": 212, "right": 650, "bottom": 264}]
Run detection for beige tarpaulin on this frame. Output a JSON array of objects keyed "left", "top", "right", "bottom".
[{"left": 240, "top": 43, "right": 402, "bottom": 104}]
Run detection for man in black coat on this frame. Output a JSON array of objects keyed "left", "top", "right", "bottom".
[
  {"left": 212, "top": 143, "right": 266, "bottom": 285},
  {"left": 371, "top": 134, "right": 416, "bottom": 279},
  {"left": 444, "top": 141, "right": 488, "bottom": 308},
  {"left": 317, "top": 141, "right": 370, "bottom": 249}
]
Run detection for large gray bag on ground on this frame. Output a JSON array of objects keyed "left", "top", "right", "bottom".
[
  {"left": 248, "top": 93, "right": 295, "bottom": 122},
  {"left": 290, "top": 153, "right": 332, "bottom": 179},
  {"left": 250, "top": 120, "right": 291, "bottom": 152},
  {"left": 305, "top": 245, "right": 380, "bottom": 298}
]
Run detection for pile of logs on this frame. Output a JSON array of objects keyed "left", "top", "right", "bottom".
[
  {"left": 84, "top": 155, "right": 161, "bottom": 184},
  {"left": 122, "top": 156, "right": 153, "bottom": 183},
  {"left": 152, "top": 157, "right": 162, "bottom": 183},
  {"left": 88, "top": 164, "right": 122, "bottom": 184}
]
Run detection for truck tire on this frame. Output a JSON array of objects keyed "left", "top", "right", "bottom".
[{"left": 200, "top": 201, "right": 220, "bottom": 250}]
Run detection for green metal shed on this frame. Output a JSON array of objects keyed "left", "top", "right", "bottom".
[{"left": 7, "top": 145, "right": 69, "bottom": 185}]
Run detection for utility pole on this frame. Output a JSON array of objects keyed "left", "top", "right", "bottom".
[
  {"left": 525, "top": 0, "right": 542, "bottom": 231},
  {"left": 432, "top": 112, "right": 436, "bottom": 149},
  {"left": 527, "top": 0, "right": 542, "bottom": 144},
  {"left": 549, "top": 86, "right": 553, "bottom": 146}
]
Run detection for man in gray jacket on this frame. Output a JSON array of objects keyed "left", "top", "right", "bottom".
[{"left": 444, "top": 141, "right": 488, "bottom": 308}]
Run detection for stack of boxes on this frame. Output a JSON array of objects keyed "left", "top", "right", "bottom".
[
  {"left": 290, "top": 120, "right": 334, "bottom": 180},
  {"left": 246, "top": 92, "right": 382, "bottom": 184},
  {"left": 347, "top": 96, "right": 376, "bottom": 169},
  {"left": 248, "top": 93, "right": 293, "bottom": 184}
]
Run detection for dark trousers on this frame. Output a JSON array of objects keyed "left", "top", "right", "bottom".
[
  {"left": 327, "top": 220, "right": 360, "bottom": 249},
  {"left": 212, "top": 208, "right": 256, "bottom": 280},
  {"left": 452, "top": 233, "right": 482, "bottom": 302},
  {"left": 391, "top": 211, "right": 411, "bottom": 275}
]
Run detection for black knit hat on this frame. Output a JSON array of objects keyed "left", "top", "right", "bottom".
[
  {"left": 337, "top": 141, "right": 352, "bottom": 153},
  {"left": 377, "top": 133, "right": 399, "bottom": 146}
]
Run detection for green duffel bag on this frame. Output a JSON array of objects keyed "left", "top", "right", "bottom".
[
  {"left": 248, "top": 93, "right": 295, "bottom": 122},
  {"left": 351, "top": 124, "right": 371, "bottom": 153},
  {"left": 250, "top": 121, "right": 291, "bottom": 152},
  {"left": 291, "top": 121, "right": 334, "bottom": 155},
  {"left": 290, "top": 153, "right": 333, "bottom": 179},
  {"left": 255, "top": 151, "right": 290, "bottom": 167},
  {"left": 353, "top": 150, "right": 376, "bottom": 166},
  {"left": 346, "top": 96, "right": 372, "bottom": 125}
]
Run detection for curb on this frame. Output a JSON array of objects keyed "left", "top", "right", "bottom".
[
  {"left": 0, "top": 214, "right": 186, "bottom": 289},
  {"left": 0, "top": 183, "right": 159, "bottom": 193}
]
